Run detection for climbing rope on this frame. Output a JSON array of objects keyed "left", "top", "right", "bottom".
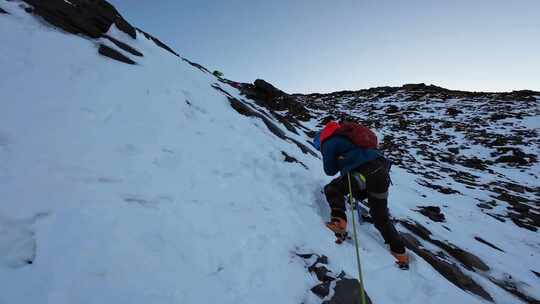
[{"left": 347, "top": 172, "right": 367, "bottom": 304}]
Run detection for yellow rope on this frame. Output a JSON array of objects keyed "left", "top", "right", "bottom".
[{"left": 347, "top": 172, "right": 367, "bottom": 304}]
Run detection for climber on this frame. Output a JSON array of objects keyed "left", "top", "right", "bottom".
[{"left": 313, "top": 120, "right": 409, "bottom": 268}]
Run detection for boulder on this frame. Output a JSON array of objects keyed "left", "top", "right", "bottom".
[
  {"left": 417, "top": 206, "right": 446, "bottom": 222},
  {"left": 24, "top": 0, "right": 136, "bottom": 39},
  {"left": 254, "top": 79, "right": 287, "bottom": 99},
  {"left": 323, "top": 279, "right": 373, "bottom": 304}
]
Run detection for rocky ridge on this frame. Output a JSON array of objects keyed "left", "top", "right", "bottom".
[{"left": 230, "top": 79, "right": 539, "bottom": 303}]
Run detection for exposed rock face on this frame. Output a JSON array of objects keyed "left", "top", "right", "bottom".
[
  {"left": 239, "top": 79, "right": 313, "bottom": 124},
  {"left": 0, "top": 6, "right": 8, "bottom": 14},
  {"left": 401, "top": 233, "right": 494, "bottom": 302},
  {"left": 474, "top": 236, "right": 505, "bottom": 252},
  {"left": 23, "top": 0, "right": 136, "bottom": 38},
  {"left": 323, "top": 279, "right": 372, "bottom": 304},
  {"left": 20, "top": 0, "right": 184, "bottom": 64},
  {"left": 281, "top": 151, "right": 308, "bottom": 169},
  {"left": 211, "top": 84, "right": 317, "bottom": 157},
  {"left": 416, "top": 206, "right": 446, "bottom": 222},
  {"left": 296, "top": 253, "right": 373, "bottom": 304},
  {"left": 138, "top": 28, "right": 180, "bottom": 57},
  {"left": 98, "top": 44, "right": 136, "bottom": 64},
  {"left": 103, "top": 35, "right": 143, "bottom": 57}
]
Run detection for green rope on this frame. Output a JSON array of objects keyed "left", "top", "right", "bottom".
[{"left": 347, "top": 172, "right": 367, "bottom": 304}]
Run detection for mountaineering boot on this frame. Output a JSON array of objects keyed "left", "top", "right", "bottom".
[
  {"left": 334, "top": 231, "right": 350, "bottom": 244},
  {"left": 391, "top": 251, "right": 410, "bottom": 270},
  {"left": 326, "top": 217, "right": 347, "bottom": 234},
  {"left": 326, "top": 217, "right": 348, "bottom": 244}
]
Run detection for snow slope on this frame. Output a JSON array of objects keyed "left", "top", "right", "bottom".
[{"left": 0, "top": 1, "right": 538, "bottom": 304}]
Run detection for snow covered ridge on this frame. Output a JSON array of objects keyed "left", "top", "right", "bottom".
[
  {"left": 239, "top": 80, "right": 540, "bottom": 232},
  {"left": 235, "top": 80, "right": 540, "bottom": 302},
  {"left": 1, "top": 0, "right": 540, "bottom": 303}
]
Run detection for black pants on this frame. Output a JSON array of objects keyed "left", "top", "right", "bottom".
[{"left": 324, "top": 158, "right": 405, "bottom": 253}]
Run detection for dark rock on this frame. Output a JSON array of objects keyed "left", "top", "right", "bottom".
[
  {"left": 254, "top": 79, "right": 287, "bottom": 98},
  {"left": 402, "top": 83, "right": 428, "bottom": 91},
  {"left": 401, "top": 233, "right": 493, "bottom": 302},
  {"left": 460, "top": 157, "right": 489, "bottom": 171},
  {"left": 296, "top": 253, "right": 314, "bottom": 259},
  {"left": 273, "top": 114, "right": 299, "bottom": 134},
  {"left": 399, "top": 220, "right": 432, "bottom": 240},
  {"left": 508, "top": 203, "right": 531, "bottom": 213},
  {"left": 486, "top": 213, "right": 507, "bottom": 223},
  {"left": 474, "top": 236, "right": 505, "bottom": 252},
  {"left": 240, "top": 80, "right": 312, "bottom": 122},
  {"left": 489, "top": 276, "right": 540, "bottom": 304},
  {"left": 212, "top": 86, "right": 317, "bottom": 157},
  {"left": 417, "top": 206, "right": 446, "bottom": 222},
  {"left": 495, "top": 153, "right": 536, "bottom": 166},
  {"left": 386, "top": 105, "right": 399, "bottom": 113},
  {"left": 440, "top": 244, "right": 490, "bottom": 272},
  {"left": 137, "top": 28, "right": 180, "bottom": 57},
  {"left": 532, "top": 270, "right": 540, "bottom": 278},
  {"left": 308, "top": 265, "right": 334, "bottom": 282},
  {"left": 182, "top": 58, "right": 210, "bottom": 73},
  {"left": 508, "top": 213, "right": 538, "bottom": 232},
  {"left": 0, "top": 6, "right": 8, "bottom": 14},
  {"left": 24, "top": 0, "right": 136, "bottom": 39},
  {"left": 447, "top": 107, "right": 463, "bottom": 116},
  {"left": 98, "top": 44, "right": 136, "bottom": 64},
  {"left": 401, "top": 221, "right": 489, "bottom": 272},
  {"left": 311, "top": 282, "right": 331, "bottom": 298},
  {"left": 417, "top": 180, "right": 460, "bottom": 195},
  {"left": 323, "top": 279, "right": 373, "bottom": 304},
  {"left": 281, "top": 151, "right": 308, "bottom": 169},
  {"left": 317, "top": 255, "right": 329, "bottom": 265},
  {"left": 448, "top": 147, "right": 460, "bottom": 154},
  {"left": 477, "top": 203, "right": 494, "bottom": 209},
  {"left": 103, "top": 35, "right": 143, "bottom": 57},
  {"left": 226, "top": 97, "right": 285, "bottom": 139}
]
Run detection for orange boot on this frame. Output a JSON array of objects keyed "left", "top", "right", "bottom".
[
  {"left": 391, "top": 250, "right": 410, "bottom": 269},
  {"left": 326, "top": 217, "right": 347, "bottom": 234}
]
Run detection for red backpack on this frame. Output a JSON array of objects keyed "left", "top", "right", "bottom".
[{"left": 334, "top": 122, "right": 378, "bottom": 149}]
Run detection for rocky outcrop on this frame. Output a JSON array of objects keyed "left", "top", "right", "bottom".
[
  {"left": 281, "top": 151, "right": 308, "bottom": 169},
  {"left": 399, "top": 220, "right": 490, "bottom": 272},
  {"left": 211, "top": 84, "right": 317, "bottom": 157},
  {"left": 416, "top": 206, "right": 446, "bottom": 222},
  {"left": 103, "top": 35, "right": 143, "bottom": 57},
  {"left": 400, "top": 233, "right": 494, "bottom": 302},
  {"left": 23, "top": 0, "right": 136, "bottom": 39},
  {"left": 20, "top": 0, "right": 182, "bottom": 64},
  {"left": 98, "top": 44, "right": 136, "bottom": 64},
  {"left": 240, "top": 79, "right": 313, "bottom": 124},
  {"left": 296, "top": 253, "right": 373, "bottom": 304},
  {"left": 474, "top": 236, "right": 505, "bottom": 252},
  {"left": 137, "top": 28, "right": 180, "bottom": 57}
]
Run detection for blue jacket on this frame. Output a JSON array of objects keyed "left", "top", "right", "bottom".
[{"left": 321, "top": 135, "right": 381, "bottom": 176}]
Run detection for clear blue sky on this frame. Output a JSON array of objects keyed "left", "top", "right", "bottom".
[{"left": 109, "top": 0, "right": 540, "bottom": 93}]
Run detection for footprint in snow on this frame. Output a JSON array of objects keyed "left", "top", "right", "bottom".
[{"left": 0, "top": 213, "right": 48, "bottom": 268}]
